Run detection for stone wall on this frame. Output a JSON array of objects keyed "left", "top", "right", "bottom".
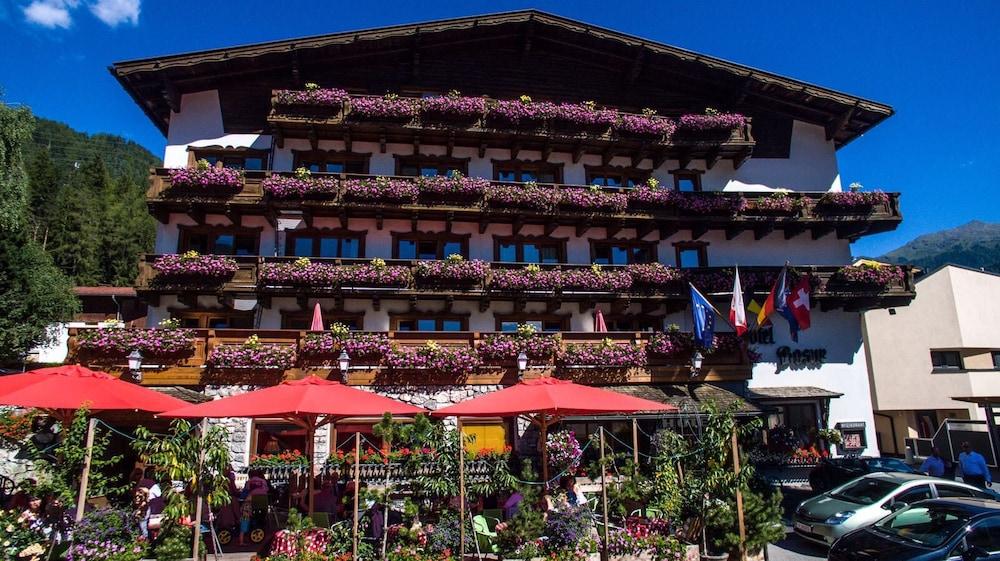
[{"left": 0, "top": 447, "right": 39, "bottom": 483}]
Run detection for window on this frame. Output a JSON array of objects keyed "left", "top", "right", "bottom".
[
  {"left": 173, "top": 311, "right": 254, "bottom": 329},
  {"left": 493, "top": 160, "right": 562, "bottom": 183},
  {"left": 391, "top": 315, "right": 467, "bottom": 331},
  {"left": 292, "top": 150, "right": 369, "bottom": 174},
  {"left": 934, "top": 484, "right": 978, "bottom": 499},
  {"left": 285, "top": 230, "right": 364, "bottom": 258},
  {"left": 496, "top": 316, "right": 568, "bottom": 332},
  {"left": 993, "top": 351, "right": 1000, "bottom": 369},
  {"left": 281, "top": 312, "right": 363, "bottom": 330},
  {"left": 495, "top": 237, "right": 566, "bottom": 263},
  {"left": 251, "top": 420, "right": 306, "bottom": 456},
  {"left": 966, "top": 517, "right": 1000, "bottom": 553},
  {"left": 673, "top": 242, "right": 708, "bottom": 268},
  {"left": 931, "top": 350, "right": 962, "bottom": 370},
  {"left": 393, "top": 232, "right": 468, "bottom": 260},
  {"left": 671, "top": 169, "right": 703, "bottom": 192},
  {"left": 178, "top": 226, "right": 260, "bottom": 255},
  {"left": 585, "top": 166, "right": 650, "bottom": 188},
  {"left": 592, "top": 241, "right": 656, "bottom": 265},
  {"left": 191, "top": 150, "right": 268, "bottom": 171},
  {"left": 602, "top": 315, "right": 662, "bottom": 332},
  {"left": 461, "top": 422, "right": 508, "bottom": 453},
  {"left": 397, "top": 156, "right": 468, "bottom": 177}
]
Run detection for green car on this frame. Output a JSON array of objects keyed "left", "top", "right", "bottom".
[{"left": 794, "top": 472, "right": 993, "bottom": 546}]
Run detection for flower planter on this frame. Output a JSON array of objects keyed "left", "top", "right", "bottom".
[
  {"left": 342, "top": 177, "right": 419, "bottom": 205},
  {"left": 76, "top": 327, "right": 196, "bottom": 360},
  {"left": 550, "top": 102, "right": 618, "bottom": 135},
  {"left": 815, "top": 191, "right": 890, "bottom": 214},
  {"left": 300, "top": 332, "right": 390, "bottom": 365},
  {"left": 151, "top": 253, "right": 239, "bottom": 286},
  {"left": 675, "top": 112, "right": 746, "bottom": 141},
  {"left": 489, "top": 269, "right": 562, "bottom": 292},
  {"left": 742, "top": 194, "right": 802, "bottom": 216},
  {"left": 386, "top": 343, "right": 482, "bottom": 374},
  {"left": 485, "top": 99, "right": 556, "bottom": 130},
  {"left": 560, "top": 187, "right": 629, "bottom": 214},
  {"left": 261, "top": 175, "right": 338, "bottom": 199},
  {"left": 348, "top": 96, "right": 418, "bottom": 123},
  {"left": 830, "top": 263, "right": 904, "bottom": 291},
  {"left": 416, "top": 175, "right": 490, "bottom": 205},
  {"left": 420, "top": 95, "right": 487, "bottom": 125},
  {"left": 274, "top": 88, "right": 350, "bottom": 112},
  {"left": 560, "top": 269, "right": 633, "bottom": 292},
  {"left": 486, "top": 183, "right": 561, "bottom": 212},
  {"left": 207, "top": 339, "right": 296, "bottom": 370},
  {"left": 412, "top": 259, "right": 490, "bottom": 289},
  {"left": 626, "top": 263, "right": 685, "bottom": 293},
  {"left": 166, "top": 166, "right": 244, "bottom": 196},
  {"left": 559, "top": 342, "right": 646, "bottom": 368},
  {"left": 477, "top": 333, "right": 560, "bottom": 366},
  {"left": 616, "top": 113, "right": 676, "bottom": 140}
]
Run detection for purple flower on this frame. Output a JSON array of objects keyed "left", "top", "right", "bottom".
[
  {"left": 76, "top": 327, "right": 195, "bottom": 358},
  {"left": 274, "top": 87, "right": 350, "bottom": 108},
  {"left": 342, "top": 177, "right": 419, "bottom": 204},
  {"left": 560, "top": 267, "right": 633, "bottom": 292},
  {"left": 817, "top": 190, "right": 890, "bottom": 211},
  {"left": 412, "top": 259, "right": 490, "bottom": 287},
  {"left": 167, "top": 166, "right": 244, "bottom": 193},
  {"left": 485, "top": 182, "right": 561, "bottom": 212},
  {"left": 743, "top": 192, "right": 803, "bottom": 214},
  {"left": 550, "top": 101, "right": 618, "bottom": 131},
  {"left": 349, "top": 95, "right": 417, "bottom": 121},
  {"left": 259, "top": 260, "right": 410, "bottom": 288},
  {"left": 559, "top": 340, "right": 646, "bottom": 367},
  {"left": 301, "top": 332, "right": 390, "bottom": 364},
  {"left": 832, "top": 263, "right": 904, "bottom": 288},
  {"left": 477, "top": 333, "right": 560, "bottom": 365},
  {"left": 616, "top": 113, "right": 676, "bottom": 138},
  {"left": 626, "top": 263, "right": 685, "bottom": 291},
  {"left": 386, "top": 342, "right": 482, "bottom": 374},
  {"left": 676, "top": 111, "right": 746, "bottom": 132},
  {"left": 207, "top": 335, "right": 297, "bottom": 369},
  {"left": 261, "top": 175, "right": 338, "bottom": 199},
  {"left": 152, "top": 252, "right": 239, "bottom": 285},
  {"left": 486, "top": 97, "right": 557, "bottom": 127},
  {"left": 560, "top": 187, "right": 628, "bottom": 213},
  {"left": 417, "top": 174, "right": 490, "bottom": 201},
  {"left": 489, "top": 268, "right": 562, "bottom": 292},
  {"left": 420, "top": 94, "right": 487, "bottom": 121},
  {"left": 628, "top": 184, "right": 746, "bottom": 215}
]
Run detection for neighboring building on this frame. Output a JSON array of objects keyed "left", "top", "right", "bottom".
[
  {"left": 67, "top": 11, "right": 912, "bottom": 466},
  {"left": 864, "top": 265, "right": 1000, "bottom": 457},
  {"left": 30, "top": 287, "right": 147, "bottom": 364}
]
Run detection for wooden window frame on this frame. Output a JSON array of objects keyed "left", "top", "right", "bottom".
[
  {"left": 177, "top": 225, "right": 262, "bottom": 255},
  {"left": 670, "top": 168, "right": 705, "bottom": 192},
  {"left": 284, "top": 227, "right": 367, "bottom": 258},
  {"left": 584, "top": 165, "right": 651, "bottom": 188},
  {"left": 292, "top": 149, "right": 371, "bottom": 175},
  {"left": 169, "top": 309, "right": 255, "bottom": 329},
  {"left": 492, "top": 159, "right": 564, "bottom": 184},
  {"left": 188, "top": 147, "right": 270, "bottom": 171},
  {"left": 600, "top": 314, "right": 663, "bottom": 332},
  {"left": 280, "top": 310, "right": 365, "bottom": 330},
  {"left": 672, "top": 241, "right": 709, "bottom": 268},
  {"left": 392, "top": 231, "right": 470, "bottom": 260},
  {"left": 494, "top": 314, "right": 569, "bottom": 332},
  {"left": 930, "top": 350, "right": 963, "bottom": 370},
  {"left": 390, "top": 313, "right": 469, "bottom": 332},
  {"left": 590, "top": 239, "right": 658, "bottom": 265},
  {"left": 394, "top": 154, "right": 470, "bottom": 176},
  {"left": 493, "top": 235, "right": 568, "bottom": 263}
]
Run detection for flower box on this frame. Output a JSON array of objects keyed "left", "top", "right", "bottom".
[
  {"left": 626, "top": 263, "right": 685, "bottom": 292},
  {"left": 412, "top": 259, "right": 490, "bottom": 288},
  {"left": 675, "top": 111, "right": 747, "bottom": 137},
  {"left": 560, "top": 340, "right": 646, "bottom": 368},
  {"left": 560, "top": 268, "right": 633, "bottom": 292},
  {"left": 340, "top": 262, "right": 411, "bottom": 288},
  {"left": 386, "top": 342, "right": 482, "bottom": 374},
  {"left": 627, "top": 187, "right": 745, "bottom": 215},
  {"left": 417, "top": 174, "right": 490, "bottom": 204},
  {"left": 560, "top": 187, "right": 629, "bottom": 214},
  {"left": 615, "top": 113, "right": 676, "bottom": 139},
  {"left": 262, "top": 260, "right": 410, "bottom": 289},
  {"left": 342, "top": 177, "right": 419, "bottom": 205},
  {"left": 486, "top": 182, "right": 561, "bottom": 212},
  {"left": 831, "top": 263, "right": 904, "bottom": 289},
  {"left": 420, "top": 94, "right": 487, "bottom": 124},
  {"left": 490, "top": 268, "right": 562, "bottom": 292},
  {"left": 550, "top": 102, "right": 618, "bottom": 134},
  {"left": 816, "top": 190, "right": 890, "bottom": 213},
  {"left": 166, "top": 166, "right": 244, "bottom": 195},
  {"left": 274, "top": 87, "right": 350, "bottom": 109},
  {"left": 485, "top": 98, "right": 556, "bottom": 129},
  {"left": 477, "top": 333, "right": 560, "bottom": 365},
  {"left": 249, "top": 450, "right": 310, "bottom": 468},
  {"left": 207, "top": 336, "right": 296, "bottom": 370},
  {"left": 647, "top": 331, "right": 695, "bottom": 358},
  {"left": 261, "top": 175, "right": 338, "bottom": 199},
  {"left": 301, "top": 332, "right": 390, "bottom": 364},
  {"left": 742, "top": 193, "right": 802, "bottom": 216},
  {"left": 76, "top": 327, "right": 196, "bottom": 359},
  {"left": 151, "top": 252, "right": 239, "bottom": 286},
  {"left": 348, "top": 95, "right": 418, "bottom": 122}
]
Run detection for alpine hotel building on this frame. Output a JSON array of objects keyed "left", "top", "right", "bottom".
[{"left": 71, "top": 11, "right": 914, "bottom": 466}]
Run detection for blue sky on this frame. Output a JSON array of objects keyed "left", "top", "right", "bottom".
[{"left": 2, "top": 0, "right": 998, "bottom": 257}]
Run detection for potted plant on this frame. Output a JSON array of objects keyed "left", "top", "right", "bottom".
[
  {"left": 348, "top": 93, "right": 418, "bottom": 122},
  {"left": 412, "top": 254, "right": 489, "bottom": 288},
  {"left": 486, "top": 180, "right": 561, "bottom": 213},
  {"left": 490, "top": 263, "right": 562, "bottom": 293},
  {"left": 559, "top": 337, "right": 646, "bottom": 368},
  {"left": 151, "top": 250, "right": 239, "bottom": 286},
  {"left": 675, "top": 108, "right": 746, "bottom": 140},
  {"left": 420, "top": 90, "right": 487, "bottom": 124},
  {"left": 342, "top": 176, "right": 419, "bottom": 205},
  {"left": 485, "top": 95, "right": 557, "bottom": 129},
  {"left": 560, "top": 264, "right": 633, "bottom": 292},
  {"left": 550, "top": 100, "right": 618, "bottom": 134},
  {"left": 616, "top": 108, "right": 676, "bottom": 140},
  {"left": 416, "top": 172, "right": 490, "bottom": 205},
  {"left": 386, "top": 340, "right": 481, "bottom": 374},
  {"left": 477, "top": 323, "right": 560, "bottom": 366},
  {"left": 75, "top": 318, "right": 196, "bottom": 360},
  {"left": 816, "top": 183, "right": 890, "bottom": 213},
  {"left": 274, "top": 82, "right": 350, "bottom": 111},
  {"left": 830, "top": 262, "right": 904, "bottom": 290},
  {"left": 166, "top": 158, "right": 244, "bottom": 196},
  {"left": 206, "top": 334, "right": 297, "bottom": 370},
  {"left": 560, "top": 184, "right": 629, "bottom": 214},
  {"left": 742, "top": 192, "right": 803, "bottom": 216},
  {"left": 262, "top": 167, "right": 338, "bottom": 199}
]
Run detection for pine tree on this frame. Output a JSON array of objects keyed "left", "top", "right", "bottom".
[
  {"left": 47, "top": 155, "right": 105, "bottom": 285},
  {"left": 26, "top": 147, "right": 62, "bottom": 246}
]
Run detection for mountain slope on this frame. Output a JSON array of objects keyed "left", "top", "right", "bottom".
[
  {"left": 27, "top": 117, "right": 159, "bottom": 183},
  {"left": 881, "top": 221, "right": 1000, "bottom": 273}
]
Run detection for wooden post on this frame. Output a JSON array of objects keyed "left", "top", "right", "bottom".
[
  {"left": 458, "top": 418, "right": 467, "bottom": 561},
  {"left": 631, "top": 418, "right": 640, "bottom": 472},
  {"left": 75, "top": 418, "right": 98, "bottom": 522},
  {"left": 600, "top": 428, "right": 611, "bottom": 561},
  {"left": 539, "top": 416, "right": 549, "bottom": 483},
  {"left": 192, "top": 419, "right": 208, "bottom": 561},
  {"left": 732, "top": 428, "right": 747, "bottom": 561},
  {"left": 306, "top": 421, "right": 316, "bottom": 515},
  {"left": 352, "top": 432, "right": 361, "bottom": 560}
]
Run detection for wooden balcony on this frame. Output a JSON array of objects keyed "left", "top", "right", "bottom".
[
  {"left": 267, "top": 93, "right": 755, "bottom": 169},
  {"left": 66, "top": 328, "right": 751, "bottom": 387},
  {"left": 146, "top": 170, "right": 903, "bottom": 241},
  {"left": 135, "top": 256, "right": 916, "bottom": 312}
]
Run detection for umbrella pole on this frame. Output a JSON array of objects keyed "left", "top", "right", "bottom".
[
  {"left": 458, "top": 418, "right": 466, "bottom": 561},
  {"left": 74, "top": 417, "right": 98, "bottom": 522},
  {"left": 192, "top": 418, "right": 208, "bottom": 561},
  {"left": 599, "top": 427, "right": 610, "bottom": 561},
  {"left": 352, "top": 431, "right": 361, "bottom": 560},
  {"left": 539, "top": 417, "right": 549, "bottom": 484},
  {"left": 306, "top": 421, "right": 316, "bottom": 515},
  {"left": 632, "top": 418, "right": 640, "bottom": 474},
  {"left": 732, "top": 428, "right": 747, "bottom": 561}
]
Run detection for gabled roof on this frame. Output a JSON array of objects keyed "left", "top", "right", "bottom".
[{"left": 111, "top": 10, "right": 892, "bottom": 146}]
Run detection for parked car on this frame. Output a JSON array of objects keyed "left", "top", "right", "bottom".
[
  {"left": 809, "top": 456, "right": 917, "bottom": 492},
  {"left": 793, "top": 472, "right": 992, "bottom": 546},
  {"left": 829, "top": 497, "right": 1000, "bottom": 561}
]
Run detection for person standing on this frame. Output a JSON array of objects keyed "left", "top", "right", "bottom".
[
  {"left": 920, "top": 447, "right": 947, "bottom": 477},
  {"left": 958, "top": 442, "right": 992, "bottom": 489}
]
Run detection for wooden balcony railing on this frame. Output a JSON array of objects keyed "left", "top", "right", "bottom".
[
  {"left": 135, "top": 255, "right": 916, "bottom": 311},
  {"left": 146, "top": 170, "right": 903, "bottom": 240},
  {"left": 66, "top": 328, "right": 751, "bottom": 387}
]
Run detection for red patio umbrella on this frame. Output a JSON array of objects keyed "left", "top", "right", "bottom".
[
  {"left": 594, "top": 308, "right": 608, "bottom": 332},
  {"left": 0, "top": 365, "right": 190, "bottom": 520},
  {"left": 309, "top": 302, "right": 324, "bottom": 331},
  {"left": 432, "top": 377, "right": 676, "bottom": 481}
]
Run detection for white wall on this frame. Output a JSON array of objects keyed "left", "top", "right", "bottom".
[{"left": 164, "top": 90, "right": 271, "bottom": 168}]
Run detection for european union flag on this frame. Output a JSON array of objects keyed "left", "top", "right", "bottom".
[{"left": 690, "top": 284, "right": 716, "bottom": 349}]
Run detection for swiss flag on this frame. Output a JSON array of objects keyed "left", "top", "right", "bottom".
[{"left": 786, "top": 277, "right": 811, "bottom": 331}]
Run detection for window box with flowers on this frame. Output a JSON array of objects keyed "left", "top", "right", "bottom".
[
  {"left": 486, "top": 181, "right": 561, "bottom": 213},
  {"left": 560, "top": 185, "right": 629, "bottom": 214},
  {"left": 386, "top": 341, "right": 482, "bottom": 374},
  {"left": 675, "top": 108, "right": 747, "bottom": 139},
  {"left": 166, "top": 159, "right": 245, "bottom": 196},
  {"left": 615, "top": 109, "right": 676, "bottom": 140},
  {"left": 561, "top": 265, "right": 633, "bottom": 293},
  {"left": 348, "top": 94, "right": 418, "bottom": 123},
  {"left": 259, "top": 257, "right": 341, "bottom": 287},
  {"left": 416, "top": 172, "right": 490, "bottom": 204},
  {"left": 742, "top": 192, "right": 803, "bottom": 216},
  {"left": 816, "top": 183, "right": 890, "bottom": 213},
  {"left": 342, "top": 176, "right": 419, "bottom": 205},
  {"left": 477, "top": 324, "right": 561, "bottom": 366},
  {"left": 343, "top": 259, "right": 411, "bottom": 288},
  {"left": 490, "top": 264, "right": 563, "bottom": 293},
  {"left": 412, "top": 255, "right": 489, "bottom": 289},
  {"left": 300, "top": 323, "right": 391, "bottom": 365},
  {"left": 249, "top": 449, "right": 310, "bottom": 469},
  {"left": 550, "top": 101, "right": 619, "bottom": 134},
  {"left": 830, "top": 262, "right": 905, "bottom": 290},
  {"left": 261, "top": 168, "right": 338, "bottom": 199},
  {"left": 151, "top": 251, "right": 239, "bottom": 286},
  {"left": 419, "top": 91, "right": 487, "bottom": 124},
  {"left": 626, "top": 263, "right": 685, "bottom": 293},
  {"left": 75, "top": 318, "right": 196, "bottom": 360},
  {"left": 485, "top": 95, "right": 557, "bottom": 129},
  {"left": 274, "top": 83, "right": 350, "bottom": 111},
  {"left": 627, "top": 179, "right": 746, "bottom": 215},
  {"left": 207, "top": 335, "right": 297, "bottom": 370},
  {"left": 559, "top": 338, "right": 647, "bottom": 368}
]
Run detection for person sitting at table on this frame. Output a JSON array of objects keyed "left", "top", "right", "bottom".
[{"left": 238, "top": 471, "right": 269, "bottom": 546}]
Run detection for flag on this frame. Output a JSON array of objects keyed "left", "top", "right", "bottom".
[
  {"left": 690, "top": 284, "right": 717, "bottom": 349},
  {"left": 757, "top": 266, "right": 789, "bottom": 327},
  {"left": 787, "top": 276, "right": 812, "bottom": 333},
  {"left": 730, "top": 266, "right": 747, "bottom": 336},
  {"left": 772, "top": 268, "right": 802, "bottom": 341}
]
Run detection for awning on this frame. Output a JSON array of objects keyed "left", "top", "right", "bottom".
[
  {"left": 747, "top": 386, "right": 843, "bottom": 401},
  {"left": 600, "top": 384, "right": 761, "bottom": 417},
  {"left": 952, "top": 396, "right": 1000, "bottom": 407}
]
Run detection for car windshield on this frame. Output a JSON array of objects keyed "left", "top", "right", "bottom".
[
  {"left": 873, "top": 504, "right": 971, "bottom": 547},
  {"left": 829, "top": 477, "right": 899, "bottom": 505}
]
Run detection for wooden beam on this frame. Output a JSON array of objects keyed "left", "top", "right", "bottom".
[
  {"left": 290, "top": 52, "right": 301, "bottom": 86},
  {"left": 412, "top": 134, "right": 420, "bottom": 156},
  {"left": 296, "top": 294, "right": 308, "bottom": 311},
  {"left": 725, "top": 226, "right": 744, "bottom": 240},
  {"left": 826, "top": 102, "right": 859, "bottom": 141},
  {"left": 479, "top": 297, "right": 490, "bottom": 313},
  {"left": 651, "top": 150, "right": 668, "bottom": 170},
  {"left": 375, "top": 212, "right": 383, "bottom": 230},
  {"left": 630, "top": 148, "right": 648, "bottom": 168},
  {"left": 811, "top": 226, "right": 835, "bottom": 240},
  {"left": 338, "top": 209, "right": 348, "bottom": 230},
  {"left": 308, "top": 127, "right": 319, "bottom": 151},
  {"left": 753, "top": 225, "right": 773, "bottom": 240},
  {"left": 578, "top": 299, "right": 594, "bottom": 313},
  {"left": 479, "top": 219, "right": 489, "bottom": 234},
  {"left": 572, "top": 144, "right": 585, "bottom": 164},
  {"left": 273, "top": 128, "right": 284, "bottom": 149},
  {"left": 640, "top": 301, "right": 661, "bottom": 314},
  {"left": 576, "top": 220, "right": 593, "bottom": 237},
  {"left": 637, "top": 221, "right": 658, "bottom": 240},
  {"left": 162, "top": 80, "right": 180, "bottom": 113},
  {"left": 178, "top": 293, "right": 198, "bottom": 308},
  {"left": 478, "top": 142, "right": 488, "bottom": 159},
  {"left": 734, "top": 147, "right": 753, "bottom": 170},
  {"left": 611, "top": 298, "right": 631, "bottom": 315},
  {"left": 372, "top": 296, "right": 380, "bottom": 311},
  {"left": 410, "top": 30, "right": 421, "bottom": 80},
  {"left": 411, "top": 213, "right": 419, "bottom": 233},
  {"left": 224, "top": 205, "right": 241, "bottom": 227},
  {"left": 705, "top": 148, "right": 722, "bottom": 170},
  {"left": 783, "top": 225, "right": 806, "bottom": 240},
  {"left": 546, "top": 298, "right": 562, "bottom": 314},
  {"left": 601, "top": 147, "right": 614, "bottom": 166},
  {"left": 625, "top": 48, "right": 645, "bottom": 85},
  {"left": 512, "top": 216, "right": 523, "bottom": 236},
  {"left": 520, "top": 20, "right": 535, "bottom": 63},
  {"left": 446, "top": 131, "right": 455, "bottom": 158},
  {"left": 691, "top": 224, "right": 709, "bottom": 240},
  {"left": 541, "top": 140, "right": 552, "bottom": 162},
  {"left": 445, "top": 211, "right": 454, "bottom": 233},
  {"left": 514, "top": 298, "right": 526, "bottom": 313},
  {"left": 379, "top": 129, "right": 387, "bottom": 153},
  {"left": 187, "top": 204, "right": 205, "bottom": 226},
  {"left": 606, "top": 222, "right": 623, "bottom": 239},
  {"left": 544, "top": 221, "right": 559, "bottom": 237},
  {"left": 510, "top": 141, "right": 521, "bottom": 160},
  {"left": 302, "top": 209, "right": 314, "bottom": 229},
  {"left": 659, "top": 224, "right": 679, "bottom": 239}
]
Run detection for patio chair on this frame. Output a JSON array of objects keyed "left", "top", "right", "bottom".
[{"left": 472, "top": 514, "right": 500, "bottom": 554}]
